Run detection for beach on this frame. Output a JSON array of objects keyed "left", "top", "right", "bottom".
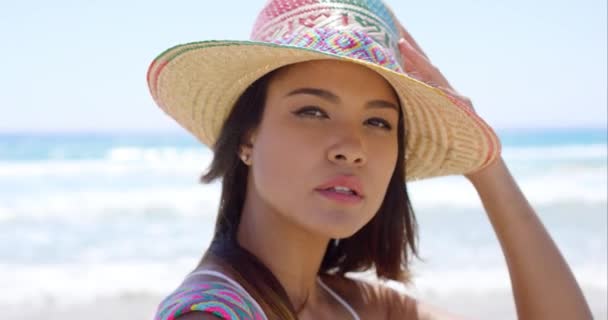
[{"left": 1, "top": 128, "right": 606, "bottom": 319}]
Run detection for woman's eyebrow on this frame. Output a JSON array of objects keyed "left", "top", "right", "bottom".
[
  {"left": 285, "top": 87, "right": 399, "bottom": 112},
  {"left": 286, "top": 88, "right": 339, "bottom": 103},
  {"left": 367, "top": 100, "right": 399, "bottom": 112}
]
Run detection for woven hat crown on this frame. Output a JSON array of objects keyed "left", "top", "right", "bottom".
[{"left": 250, "top": 0, "right": 405, "bottom": 72}]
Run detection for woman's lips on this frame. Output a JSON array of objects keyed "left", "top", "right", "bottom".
[
  {"left": 315, "top": 188, "right": 363, "bottom": 205},
  {"left": 315, "top": 175, "right": 364, "bottom": 197},
  {"left": 314, "top": 175, "right": 365, "bottom": 205}
]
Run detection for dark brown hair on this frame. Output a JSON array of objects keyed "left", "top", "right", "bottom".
[{"left": 200, "top": 66, "right": 419, "bottom": 319}]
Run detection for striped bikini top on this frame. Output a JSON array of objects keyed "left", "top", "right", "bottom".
[{"left": 154, "top": 269, "right": 361, "bottom": 320}]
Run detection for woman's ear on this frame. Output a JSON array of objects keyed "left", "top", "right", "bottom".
[{"left": 239, "top": 130, "right": 257, "bottom": 166}]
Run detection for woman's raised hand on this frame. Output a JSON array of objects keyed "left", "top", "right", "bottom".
[
  {"left": 396, "top": 22, "right": 475, "bottom": 113},
  {"left": 395, "top": 21, "right": 505, "bottom": 179}
]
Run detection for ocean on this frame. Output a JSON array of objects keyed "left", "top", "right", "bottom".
[{"left": 1, "top": 128, "right": 606, "bottom": 319}]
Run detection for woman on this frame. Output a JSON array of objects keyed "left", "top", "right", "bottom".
[{"left": 149, "top": 0, "right": 591, "bottom": 319}]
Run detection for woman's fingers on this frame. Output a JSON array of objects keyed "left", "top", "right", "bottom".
[
  {"left": 393, "top": 20, "right": 475, "bottom": 111},
  {"left": 398, "top": 38, "right": 475, "bottom": 111},
  {"left": 399, "top": 38, "right": 431, "bottom": 65},
  {"left": 396, "top": 23, "right": 429, "bottom": 59},
  {"left": 399, "top": 38, "right": 448, "bottom": 88}
]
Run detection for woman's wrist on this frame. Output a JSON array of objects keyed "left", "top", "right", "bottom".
[{"left": 465, "top": 156, "right": 508, "bottom": 187}]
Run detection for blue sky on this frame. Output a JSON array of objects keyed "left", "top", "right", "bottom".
[{"left": 1, "top": 0, "right": 606, "bottom": 132}]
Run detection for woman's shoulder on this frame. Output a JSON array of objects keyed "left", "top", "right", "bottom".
[
  {"left": 324, "top": 274, "right": 469, "bottom": 320},
  {"left": 320, "top": 273, "right": 419, "bottom": 319},
  {"left": 154, "top": 270, "right": 264, "bottom": 320}
]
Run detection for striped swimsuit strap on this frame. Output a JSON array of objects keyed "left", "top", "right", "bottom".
[
  {"left": 154, "top": 270, "right": 267, "bottom": 320},
  {"left": 190, "top": 270, "right": 361, "bottom": 320},
  {"left": 187, "top": 270, "right": 268, "bottom": 319},
  {"left": 156, "top": 270, "right": 360, "bottom": 320}
]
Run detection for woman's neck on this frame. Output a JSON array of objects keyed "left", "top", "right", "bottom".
[{"left": 237, "top": 194, "right": 330, "bottom": 312}]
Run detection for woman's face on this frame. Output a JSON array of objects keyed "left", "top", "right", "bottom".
[{"left": 246, "top": 60, "right": 400, "bottom": 238}]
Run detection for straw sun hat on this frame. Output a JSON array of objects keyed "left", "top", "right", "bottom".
[{"left": 147, "top": 0, "right": 500, "bottom": 180}]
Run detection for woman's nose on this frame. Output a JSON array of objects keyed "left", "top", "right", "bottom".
[{"left": 327, "top": 128, "right": 367, "bottom": 167}]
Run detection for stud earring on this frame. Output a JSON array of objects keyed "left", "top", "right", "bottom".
[{"left": 241, "top": 154, "right": 251, "bottom": 165}]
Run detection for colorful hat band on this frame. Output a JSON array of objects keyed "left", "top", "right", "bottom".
[
  {"left": 252, "top": 1, "right": 403, "bottom": 68},
  {"left": 270, "top": 28, "right": 402, "bottom": 72}
]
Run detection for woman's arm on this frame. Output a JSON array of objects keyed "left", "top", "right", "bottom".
[
  {"left": 394, "top": 22, "right": 592, "bottom": 320},
  {"left": 465, "top": 158, "right": 592, "bottom": 319}
]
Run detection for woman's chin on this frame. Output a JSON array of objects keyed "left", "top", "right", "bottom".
[{"left": 303, "top": 218, "right": 366, "bottom": 240}]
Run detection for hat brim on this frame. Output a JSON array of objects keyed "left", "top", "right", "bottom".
[{"left": 147, "top": 40, "right": 500, "bottom": 180}]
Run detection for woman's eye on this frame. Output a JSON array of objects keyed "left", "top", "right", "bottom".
[
  {"left": 292, "top": 106, "right": 328, "bottom": 118},
  {"left": 366, "top": 118, "right": 393, "bottom": 130}
]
